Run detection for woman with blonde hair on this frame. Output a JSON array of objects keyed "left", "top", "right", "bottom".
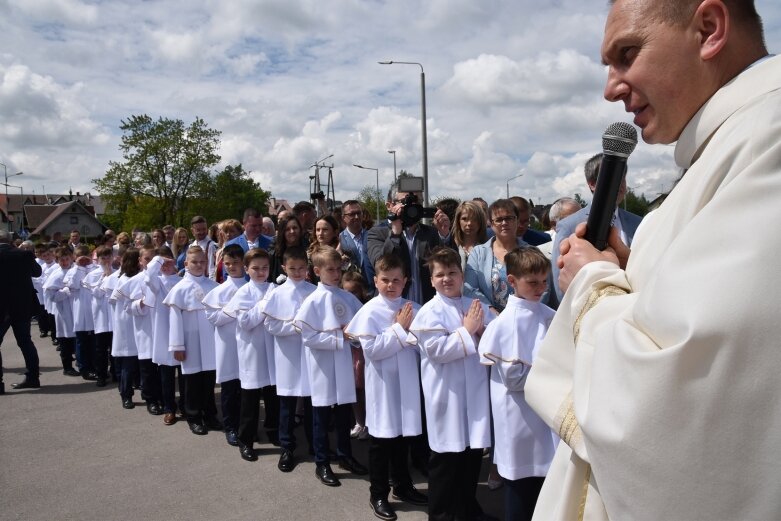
[
  {"left": 452, "top": 201, "right": 488, "bottom": 271},
  {"left": 171, "top": 227, "right": 190, "bottom": 272}
]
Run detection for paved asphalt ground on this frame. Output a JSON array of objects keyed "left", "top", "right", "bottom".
[{"left": 0, "top": 331, "right": 504, "bottom": 521}]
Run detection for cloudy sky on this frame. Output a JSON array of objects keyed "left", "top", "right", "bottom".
[{"left": 1, "top": 0, "right": 780, "bottom": 208}]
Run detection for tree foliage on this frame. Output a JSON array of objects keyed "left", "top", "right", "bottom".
[
  {"left": 189, "top": 164, "right": 271, "bottom": 223},
  {"left": 357, "top": 184, "right": 384, "bottom": 224},
  {"left": 93, "top": 115, "right": 221, "bottom": 229},
  {"left": 623, "top": 189, "right": 650, "bottom": 216}
]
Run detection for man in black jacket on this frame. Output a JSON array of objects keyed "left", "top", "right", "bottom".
[{"left": 0, "top": 230, "right": 42, "bottom": 393}]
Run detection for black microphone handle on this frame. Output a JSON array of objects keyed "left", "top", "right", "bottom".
[{"left": 584, "top": 153, "right": 626, "bottom": 251}]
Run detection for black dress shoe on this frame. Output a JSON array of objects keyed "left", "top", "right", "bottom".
[
  {"left": 81, "top": 371, "right": 98, "bottom": 381},
  {"left": 239, "top": 443, "right": 258, "bottom": 461},
  {"left": 225, "top": 430, "right": 239, "bottom": 446},
  {"left": 337, "top": 455, "right": 368, "bottom": 475},
  {"left": 392, "top": 485, "right": 428, "bottom": 505},
  {"left": 96, "top": 377, "right": 107, "bottom": 388},
  {"left": 188, "top": 422, "right": 208, "bottom": 436},
  {"left": 146, "top": 402, "right": 162, "bottom": 415},
  {"left": 40, "top": 331, "right": 49, "bottom": 338},
  {"left": 63, "top": 368, "right": 80, "bottom": 377},
  {"left": 278, "top": 449, "right": 295, "bottom": 472},
  {"left": 315, "top": 464, "right": 341, "bottom": 487},
  {"left": 12, "top": 379, "right": 41, "bottom": 390},
  {"left": 122, "top": 398, "right": 135, "bottom": 409},
  {"left": 204, "top": 416, "right": 223, "bottom": 431},
  {"left": 369, "top": 498, "right": 397, "bottom": 521}
]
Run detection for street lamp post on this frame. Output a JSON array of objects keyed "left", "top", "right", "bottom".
[
  {"left": 387, "top": 150, "right": 397, "bottom": 185},
  {"left": 353, "top": 164, "right": 381, "bottom": 222},
  {"left": 506, "top": 171, "right": 525, "bottom": 198},
  {"left": 378, "top": 61, "right": 429, "bottom": 207},
  {"left": 1, "top": 162, "right": 24, "bottom": 232}
]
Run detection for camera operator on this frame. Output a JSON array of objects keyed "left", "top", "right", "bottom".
[{"left": 367, "top": 188, "right": 452, "bottom": 305}]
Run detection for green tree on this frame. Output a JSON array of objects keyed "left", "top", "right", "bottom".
[
  {"left": 189, "top": 164, "right": 271, "bottom": 223},
  {"left": 623, "top": 189, "right": 650, "bottom": 216},
  {"left": 93, "top": 115, "right": 221, "bottom": 229},
  {"left": 357, "top": 184, "right": 384, "bottom": 224}
]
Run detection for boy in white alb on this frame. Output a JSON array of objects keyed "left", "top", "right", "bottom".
[
  {"left": 203, "top": 244, "right": 246, "bottom": 447},
  {"left": 409, "top": 247, "right": 493, "bottom": 521},
  {"left": 264, "top": 246, "right": 315, "bottom": 471},
  {"left": 345, "top": 254, "right": 427, "bottom": 521},
  {"left": 109, "top": 248, "right": 142, "bottom": 409},
  {"left": 164, "top": 246, "right": 220, "bottom": 435},
  {"left": 33, "top": 242, "right": 55, "bottom": 341},
  {"left": 83, "top": 246, "right": 115, "bottom": 387},
  {"left": 478, "top": 247, "right": 556, "bottom": 521},
  {"left": 294, "top": 246, "right": 367, "bottom": 487},
  {"left": 43, "top": 246, "right": 80, "bottom": 376},
  {"left": 123, "top": 244, "right": 164, "bottom": 415},
  {"left": 67, "top": 245, "right": 100, "bottom": 381},
  {"left": 226, "top": 248, "right": 276, "bottom": 461},
  {"left": 145, "top": 247, "right": 183, "bottom": 425}
]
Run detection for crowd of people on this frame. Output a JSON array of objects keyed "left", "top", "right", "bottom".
[
  {"left": 3, "top": 1, "right": 779, "bottom": 519},
  {"left": 1, "top": 175, "right": 610, "bottom": 521}
]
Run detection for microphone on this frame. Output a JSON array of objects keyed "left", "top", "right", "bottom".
[{"left": 584, "top": 122, "right": 638, "bottom": 250}]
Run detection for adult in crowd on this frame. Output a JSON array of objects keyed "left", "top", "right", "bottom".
[
  {"left": 171, "top": 227, "right": 190, "bottom": 272},
  {"left": 224, "top": 208, "right": 273, "bottom": 254},
  {"left": 190, "top": 216, "right": 217, "bottom": 279},
  {"left": 269, "top": 215, "right": 307, "bottom": 283},
  {"left": 452, "top": 201, "right": 488, "bottom": 271},
  {"left": 464, "top": 199, "right": 529, "bottom": 313},
  {"left": 0, "top": 230, "right": 42, "bottom": 392},
  {"left": 338, "top": 200, "right": 375, "bottom": 297},
  {"left": 162, "top": 225, "right": 175, "bottom": 248},
  {"left": 261, "top": 217, "right": 275, "bottom": 239},
  {"left": 526, "top": 1, "right": 781, "bottom": 519},
  {"left": 67, "top": 230, "right": 82, "bottom": 251},
  {"left": 292, "top": 201, "right": 316, "bottom": 241},
  {"left": 367, "top": 188, "right": 444, "bottom": 304},
  {"left": 549, "top": 153, "right": 642, "bottom": 302},
  {"left": 510, "top": 196, "right": 550, "bottom": 246},
  {"left": 151, "top": 229, "right": 166, "bottom": 249}
]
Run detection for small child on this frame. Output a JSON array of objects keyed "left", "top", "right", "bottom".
[
  {"left": 67, "top": 244, "right": 100, "bottom": 380},
  {"left": 408, "top": 247, "right": 493, "bottom": 521},
  {"left": 82, "top": 246, "right": 115, "bottom": 387},
  {"left": 163, "top": 245, "right": 220, "bottom": 435},
  {"left": 110, "top": 248, "right": 144, "bottom": 409},
  {"left": 226, "top": 248, "right": 276, "bottom": 461},
  {"left": 146, "top": 247, "right": 183, "bottom": 425},
  {"left": 203, "top": 244, "right": 247, "bottom": 447},
  {"left": 124, "top": 245, "right": 164, "bottom": 415},
  {"left": 263, "top": 246, "right": 315, "bottom": 471},
  {"left": 345, "top": 254, "right": 428, "bottom": 521},
  {"left": 42, "top": 246, "right": 80, "bottom": 376},
  {"left": 478, "top": 247, "right": 556, "bottom": 521},
  {"left": 295, "top": 246, "right": 368, "bottom": 487},
  {"left": 341, "top": 271, "right": 369, "bottom": 441}
]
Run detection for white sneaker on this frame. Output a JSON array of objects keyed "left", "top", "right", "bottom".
[{"left": 350, "top": 424, "right": 363, "bottom": 438}]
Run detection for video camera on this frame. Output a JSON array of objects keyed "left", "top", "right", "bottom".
[{"left": 388, "top": 176, "right": 436, "bottom": 227}]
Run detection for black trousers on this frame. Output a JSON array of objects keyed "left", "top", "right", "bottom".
[
  {"left": 369, "top": 435, "right": 412, "bottom": 500},
  {"left": 504, "top": 476, "right": 544, "bottom": 521},
  {"left": 159, "top": 364, "right": 180, "bottom": 414},
  {"left": 312, "top": 403, "right": 352, "bottom": 465},
  {"left": 57, "top": 337, "right": 76, "bottom": 371},
  {"left": 114, "top": 355, "right": 139, "bottom": 400},
  {"left": 220, "top": 378, "right": 241, "bottom": 432},
  {"left": 75, "top": 330, "right": 96, "bottom": 375},
  {"left": 277, "top": 395, "right": 313, "bottom": 453},
  {"left": 94, "top": 332, "right": 112, "bottom": 380},
  {"left": 183, "top": 370, "right": 217, "bottom": 424},
  {"left": 428, "top": 448, "right": 484, "bottom": 521},
  {"left": 0, "top": 314, "right": 40, "bottom": 382},
  {"left": 138, "top": 358, "right": 161, "bottom": 404}
]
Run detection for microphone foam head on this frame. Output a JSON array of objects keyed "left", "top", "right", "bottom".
[{"left": 602, "top": 122, "right": 638, "bottom": 157}]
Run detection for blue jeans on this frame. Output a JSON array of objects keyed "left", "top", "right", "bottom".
[{"left": 0, "top": 315, "right": 40, "bottom": 382}]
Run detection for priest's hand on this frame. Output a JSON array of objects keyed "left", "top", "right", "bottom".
[
  {"left": 558, "top": 223, "right": 626, "bottom": 293},
  {"left": 394, "top": 302, "right": 414, "bottom": 331},
  {"left": 173, "top": 351, "right": 186, "bottom": 362},
  {"left": 463, "top": 299, "right": 484, "bottom": 335}
]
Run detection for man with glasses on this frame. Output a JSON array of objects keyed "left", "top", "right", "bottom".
[{"left": 339, "top": 200, "right": 375, "bottom": 297}]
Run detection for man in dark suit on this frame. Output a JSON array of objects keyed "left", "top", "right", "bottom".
[
  {"left": 338, "top": 200, "right": 375, "bottom": 297},
  {"left": 550, "top": 153, "right": 643, "bottom": 302},
  {"left": 0, "top": 230, "right": 43, "bottom": 393},
  {"left": 367, "top": 191, "right": 444, "bottom": 304}
]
